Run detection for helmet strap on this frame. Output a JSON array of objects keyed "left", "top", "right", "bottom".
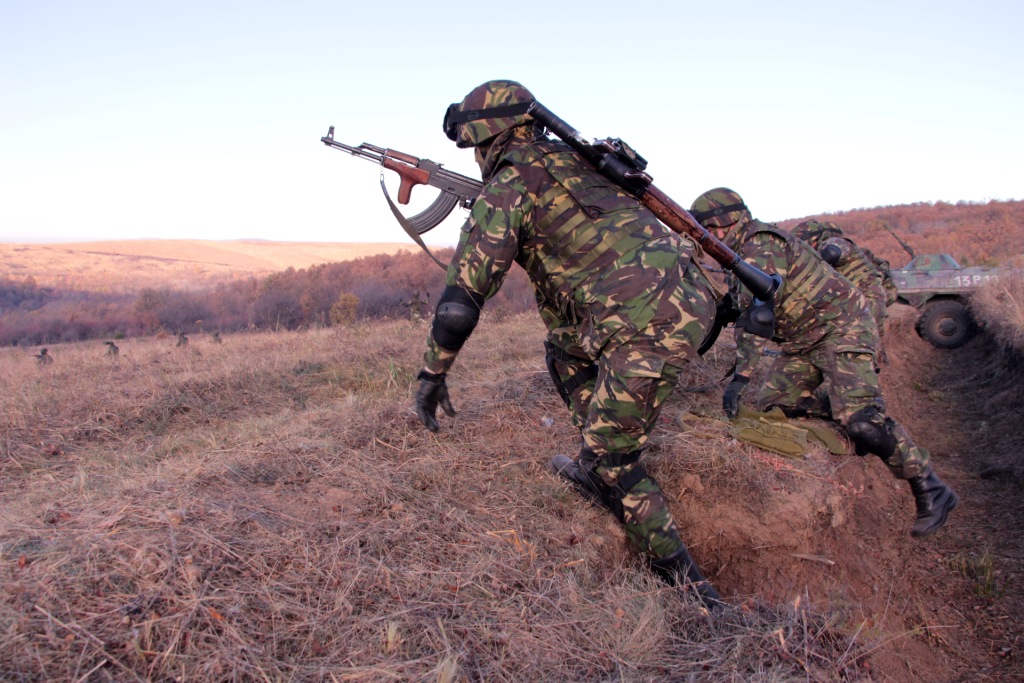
[
  {"left": 446, "top": 101, "right": 534, "bottom": 125},
  {"left": 691, "top": 203, "right": 748, "bottom": 223}
]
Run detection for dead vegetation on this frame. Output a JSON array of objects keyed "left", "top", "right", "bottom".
[
  {"left": 1, "top": 312, "right": 1020, "bottom": 681},
  {"left": 971, "top": 269, "right": 1024, "bottom": 353}
]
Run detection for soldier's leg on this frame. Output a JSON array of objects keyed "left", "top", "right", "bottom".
[
  {"left": 757, "top": 353, "right": 830, "bottom": 418},
  {"left": 551, "top": 347, "right": 722, "bottom": 606},
  {"left": 829, "top": 352, "right": 958, "bottom": 536},
  {"left": 543, "top": 337, "right": 597, "bottom": 431}
]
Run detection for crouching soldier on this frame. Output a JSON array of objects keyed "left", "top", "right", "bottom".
[{"left": 691, "top": 187, "right": 958, "bottom": 538}]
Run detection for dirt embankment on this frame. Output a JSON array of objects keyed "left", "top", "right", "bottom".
[
  {"left": 881, "top": 306, "right": 1024, "bottom": 679},
  {"left": 651, "top": 302, "right": 1024, "bottom": 681}
]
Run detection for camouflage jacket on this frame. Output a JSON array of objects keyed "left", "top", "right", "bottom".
[
  {"left": 862, "top": 247, "right": 899, "bottom": 306},
  {"left": 792, "top": 220, "right": 889, "bottom": 310},
  {"left": 425, "top": 132, "right": 702, "bottom": 373},
  {"left": 724, "top": 219, "right": 876, "bottom": 377}
]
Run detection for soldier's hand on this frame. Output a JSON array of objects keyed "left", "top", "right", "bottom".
[
  {"left": 415, "top": 370, "right": 456, "bottom": 432},
  {"left": 723, "top": 375, "right": 749, "bottom": 419}
]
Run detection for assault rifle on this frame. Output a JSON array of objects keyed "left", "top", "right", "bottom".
[
  {"left": 320, "top": 126, "right": 482, "bottom": 267},
  {"left": 525, "top": 102, "right": 781, "bottom": 303}
]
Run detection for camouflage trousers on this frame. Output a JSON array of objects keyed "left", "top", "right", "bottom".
[
  {"left": 556, "top": 355, "right": 686, "bottom": 558},
  {"left": 545, "top": 261, "right": 717, "bottom": 559},
  {"left": 756, "top": 342, "right": 930, "bottom": 479}
]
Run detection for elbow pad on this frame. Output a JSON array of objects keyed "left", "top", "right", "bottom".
[
  {"left": 819, "top": 244, "right": 842, "bottom": 266},
  {"left": 431, "top": 285, "right": 484, "bottom": 351}
]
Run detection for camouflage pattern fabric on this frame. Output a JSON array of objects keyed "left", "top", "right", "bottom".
[
  {"left": 791, "top": 220, "right": 891, "bottom": 332},
  {"left": 863, "top": 247, "right": 900, "bottom": 307},
  {"left": 597, "top": 461, "right": 682, "bottom": 558},
  {"left": 722, "top": 219, "right": 930, "bottom": 480},
  {"left": 423, "top": 124, "right": 718, "bottom": 560}
]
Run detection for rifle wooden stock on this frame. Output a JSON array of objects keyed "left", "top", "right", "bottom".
[{"left": 640, "top": 187, "right": 741, "bottom": 271}]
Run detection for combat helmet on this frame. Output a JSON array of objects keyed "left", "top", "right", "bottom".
[
  {"left": 690, "top": 188, "right": 751, "bottom": 229},
  {"left": 443, "top": 80, "right": 535, "bottom": 149},
  {"left": 791, "top": 220, "right": 843, "bottom": 248}
]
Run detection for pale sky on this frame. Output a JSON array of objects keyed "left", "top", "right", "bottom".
[{"left": 2, "top": 0, "right": 1021, "bottom": 248}]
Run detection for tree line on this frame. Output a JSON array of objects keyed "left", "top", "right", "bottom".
[
  {"left": 3, "top": 199, "right": 1021, "bottom": 348},
  {"left": 780, "top": 198, "right": 1024, "bottom": 269},
  {"left": 0, "top": 249, "right": 534, "bottom": 347}
]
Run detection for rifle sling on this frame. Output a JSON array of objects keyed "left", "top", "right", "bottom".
[{"left": 379, "top": 175, "right": 449, "bottom": 271}]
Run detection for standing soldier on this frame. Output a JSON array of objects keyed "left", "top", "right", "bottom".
[
  {"left": 791, "top": 220, "right": 891, "bottom": 335},
  {"left": 414, "top": 80, "right": 726, "bottom": 605},
  {"left": 690, "top": 188, "right": 958, "bottom": 537},
  {"left": 176, "top": 332, "right": 189, "bottom": 348}
]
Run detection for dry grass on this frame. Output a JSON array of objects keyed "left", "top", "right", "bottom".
[
  {"left": 0, "top": 316, "right": 970, "bottom": 681},
  {"left": 0, "top": 240, "right": 415, "bottom": 291},
  {"left": 971, "top": 269, "right": 1024, "bottom": 352}
]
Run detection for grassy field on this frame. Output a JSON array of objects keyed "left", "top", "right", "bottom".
[{"left": 3, "top": 305, "right": 1022, "bottom": 681}]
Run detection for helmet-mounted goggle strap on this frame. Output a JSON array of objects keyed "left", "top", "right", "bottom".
[
  {"left": 691, "top": 203, "right": 748, "bottom": 224},
  {"left": 442, "top": 101, "right": 535, "bottom": 141}
]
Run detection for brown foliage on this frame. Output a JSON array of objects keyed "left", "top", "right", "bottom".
[
  {"left": 779, "top": 199, "right": 1024, "bottom": 268},
  {"left": 971, "top": 270, "right": 1024, "bottom": 351}
]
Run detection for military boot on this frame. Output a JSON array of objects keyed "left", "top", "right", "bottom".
[
  {"left": 907, "top": 468, "right": 959, "bottom": 537},
  {"left": 650, "top": 546, "right": 725, "bottom": 610},
  {"left": 548, "top": 453, "right": 610, "bottom": 511}
]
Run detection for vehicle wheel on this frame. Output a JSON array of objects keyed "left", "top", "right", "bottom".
[{"left": 915, "top": 299, "right": 976, "bottom": 349}]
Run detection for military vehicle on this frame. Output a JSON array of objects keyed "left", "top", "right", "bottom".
[
  {"left": 877, "top": 222, "right": 1002, "bottom": 349},
  {"left": 891, "top": 252, "right": 1001, "bottom": 349}
]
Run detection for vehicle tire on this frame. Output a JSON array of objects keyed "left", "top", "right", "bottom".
[{"left": 915, "top": 299, "right": 976, "bottom": 349}]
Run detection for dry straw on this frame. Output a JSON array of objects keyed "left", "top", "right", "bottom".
[{"left": 0, "top": 316, "right": 956, "bottom": 681}]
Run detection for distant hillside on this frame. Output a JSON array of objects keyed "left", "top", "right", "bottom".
[
  {"left": 0, "top": 239, "right": 416, "bottom": 292},
  {"left": 779, "top": 199, "right": 1024, "bottom": 269}
]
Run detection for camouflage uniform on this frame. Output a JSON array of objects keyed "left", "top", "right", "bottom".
[
  {"left": 863, "top": 248, "right": 899, "bottom": 307},
  {"left": 692, "top": 188, "right": 957, "bottom": 538},
  {"left": 712, "top": 210, "right": 929, "bottom": 480},
  {"left": 421, "top": 81, "right": 720, "bottom": 571},
  {"left": 791, "top": 220, "right": 891, "bottom": 334}
]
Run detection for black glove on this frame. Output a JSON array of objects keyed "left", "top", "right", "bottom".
[
  {"left": 723, "top": 374, "right": 749, "bottom": 419},
  {"left": 415, "top": 370, "right": 456, "bottom": 432}
]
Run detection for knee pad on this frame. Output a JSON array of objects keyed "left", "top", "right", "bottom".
[
  {"left": 430, "top": 286, "right": 484, "bottom": 350},
  {"left": 844, "top": 406, "right": 896, "bottom": 459}
]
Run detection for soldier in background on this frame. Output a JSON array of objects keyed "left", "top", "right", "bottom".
[
  {"left": 176, "top": 332, "right": 189, "bottom": 348},
  {"left": 212, "top": 331, "right": 223, "bottom": 344},
  {"left": 104, "top": 341, "right": 120, "bottom": 356},
  {"left": 864, "top": 248, "right": 899, "bottom": 309},
  {"left": 403, "top": 291, "right": 431, "bottom": 322},
  {"left": 35, "top": 347, "right": 53, "bottom": 365},
  {"left": 691, "top": 187, "right": 958, "bottom": 538},
  {"left": 414, "top": 80, "right": 727, "bottom": 606},
  {"left": 791, "top": 220, "right": 892, "bottom": 336}
]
